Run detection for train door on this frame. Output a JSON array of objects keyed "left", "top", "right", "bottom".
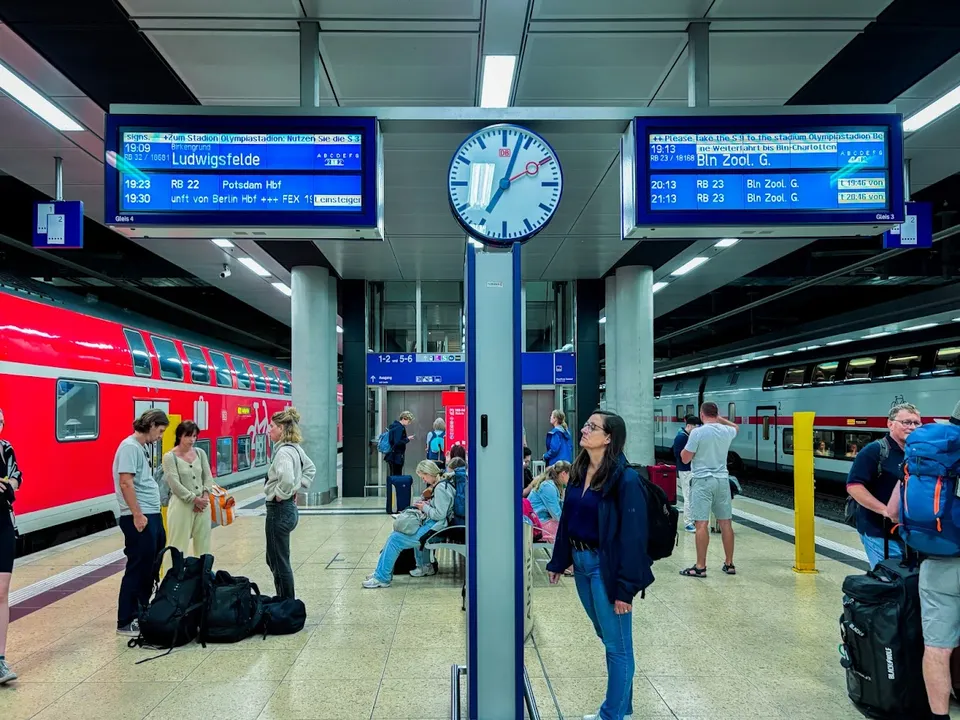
[
  {"left": 133, "top": 399, "right": 170, "bottom": 470},
  {"left": 654, "top": 407, "right": 665, "bottom": 449},
  {"left": 755, "top": 405, "right": 778, "bottom": 472}
]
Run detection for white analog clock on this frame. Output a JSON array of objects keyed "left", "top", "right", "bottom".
[{"left": 447, "top": 123, "right": 563, "bottom": 246}]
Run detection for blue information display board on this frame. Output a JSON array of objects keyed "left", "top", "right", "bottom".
[
  {"left": 367, "top": 352, "right": 576, "bottom": 386},
  {"left": 627, "top": 114, "right": 905, "bottom": 236},
  {"left": 104, "top": 115, "right": 379, "bottom": 232}
]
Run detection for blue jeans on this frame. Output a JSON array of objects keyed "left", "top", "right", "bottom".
[
  {"left": 372, "top": 520, "right": 436, "bottom": 583},
  {"left": 117, "top": 513, "right": 165, "bottom": 629},
  {"left": 266, "top": 499, "right": 300, "bottom": 599},
  {"left": 860, "top": 532, "right": 903, "bottom": 569},
  {"left": 573, "top": 548, "right": 634, "bottom": 720}
]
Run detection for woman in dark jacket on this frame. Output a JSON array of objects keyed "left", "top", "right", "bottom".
[
  {"left": 547, "top": 410, "right": 653, "bottom": 720},
  {"left": 384, "top": 410, "right": 415, "bottom": 477}
]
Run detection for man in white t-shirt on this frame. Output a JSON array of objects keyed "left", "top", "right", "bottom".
[{"left": 679, "top": 401, "right": 738, "bottom": 579}]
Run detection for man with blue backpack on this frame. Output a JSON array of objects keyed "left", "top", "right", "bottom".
[{"left": 885, "top": 402, "right": 960, "bottom": 720}]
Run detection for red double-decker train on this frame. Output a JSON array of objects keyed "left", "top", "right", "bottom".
[{"left": 0, "top": 284, "right": 341, "bottom": 539}]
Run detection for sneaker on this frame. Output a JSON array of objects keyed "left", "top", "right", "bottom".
[
  {"left": 116, "top": 619, "right": 140, "bottom": 637},
  {"left": 410, "top": 565, "right": 437, "bottom": 578},
  {"left": 583, "top": 713, "right": 632, "bottom": 720},
  {"left": 0, "top": 659, "right": 17, "bottom": 684},
  {"left": 362, "top": 577, "right": 390, "bottom": 589},
  {"left": 684, "top": 523, "right": 696, "bottom": 533}
]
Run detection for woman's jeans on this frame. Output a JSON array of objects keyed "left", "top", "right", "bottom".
[
  {"left": 573, "top": 548, "right": 634, "bottom": 720},
  {"left": 266, "top": 499, "right": 299, "bottom": 599},
  {"left": 372, "top": 520, "right": 436, "bottom": 583}
]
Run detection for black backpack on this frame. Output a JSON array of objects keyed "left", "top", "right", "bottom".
[
  {"left": 129, "top": 547, "right": 212, "bottom": 661},
  {"left": 257, "top": 596, "right": 307, "bottom": 638},
  {"left": 631, "top": 465, "right": 679, "bottom": 562},
  {"left": 201, "top": 570, "right": 263, "bottom": 644}
]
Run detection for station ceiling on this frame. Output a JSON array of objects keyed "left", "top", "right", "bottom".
[{"left": 0, "top": 0, "right": 958, "bottom": 361}]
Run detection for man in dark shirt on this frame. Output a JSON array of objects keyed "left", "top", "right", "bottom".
[
  {"left": 846, "top": 402, "right": 920, "bottom": 568},
  {"left": 522, "top": 446, "right": 534, "bottom": 491},
  {"left": 672, "top": 415, "right": 700, "bottom": 533}
]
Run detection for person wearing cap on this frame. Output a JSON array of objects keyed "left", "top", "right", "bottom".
[
  {"left": 673, "top": 414, "right": 701, "bottom": 533},
  {"left": 847, "top": 402, "right": 920, "bottom": 569},
  {"left": 884, "top": 402, "right": 960, "bottom": 720}
]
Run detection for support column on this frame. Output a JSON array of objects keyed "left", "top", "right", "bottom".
[
  {"left": 614, "top": 266, "right": 655, "bottom": 465},
  {"left": 575, "top": 279, "right": 601, "bottom": 425},
  {"left": 687, "top": 21, "right": 710, "bottom": 109},
  {"left": 291, "top": 266, "right": 337, "bottom": 504},
  {"left": 341, "top": 279, "right": 367, "bottom": 497},
  {"left": 299, "top": 21, "right": 320, "bottom": 108},
  {"left": 603, "top": 275, "right": 618, "bottom": 412}
]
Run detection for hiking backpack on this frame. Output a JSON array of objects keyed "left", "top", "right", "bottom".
[
  {"left": 899, "top": 422, "right": 960, "bottom": 557},
  {"left": 129, "top": 547, "right": 212, "bottom": 659},
  {"left": 377, "top": 430, "right": 392, "bottom": 454},
  {"left": 844, "top": 439, "right": 890, "bottom": 527},
  {"left": 428, "top": 431, "right": 445, "bottom": 461},
  {"left": 451, "top": 470, "right": 467, "bottom": 526},
  {"left": 631, "top": 465, "right": 679, "bottom": 561},
  {"left": 201, "top": 570, "right": 264, "bottom": 644}
]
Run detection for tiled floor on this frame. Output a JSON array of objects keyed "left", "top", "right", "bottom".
[{"left": 1, "top": 497, "right": 944, "bottom": 719}]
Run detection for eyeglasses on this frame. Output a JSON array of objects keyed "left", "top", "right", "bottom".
[
  {"left": 583, "top": 421, "right": 605, "bottom": 433},
  {"left": 894, "top": 419, "right": 922, "bottom": 427}
]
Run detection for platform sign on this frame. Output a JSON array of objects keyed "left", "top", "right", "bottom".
[
  {"left": 368, "top": 352, "right": 576, "bottom": 386},
  {"left": 104, "top": 114, "right": 381, "bottom": 237},
  {"left": 442, "top": 391, "right": 467, "bottom": 451},
  {"left": 883, "top": 201, "right": 933, "bottom": 249},
  {"left": 623, "top": 114, "right": 905, "bottom": 239},
  {"left": 33, "top": 201, "right": 83, "bottom": 249}
]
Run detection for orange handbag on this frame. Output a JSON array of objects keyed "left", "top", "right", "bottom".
[{"left": 209, "top": 485, "right": 236, "bottom": 527}]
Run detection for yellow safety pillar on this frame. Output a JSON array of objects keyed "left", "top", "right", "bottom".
[{"left": 793, "top": 411, "right": 818, "bottom": 574}]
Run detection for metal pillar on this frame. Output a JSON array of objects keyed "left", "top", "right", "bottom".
[
  {"left": 614, "top": 266, "right": 655, "bottom": 465},
  {"left": 465, "top": 244, "right": 523, "bottom": 719},
  {"left": 903, "top": 158, "right": 912, "bottom": 202},
  {"left": 291, "top": 266, "right": 338, "bottom": 504},
  {"left": 299, "top": 21, "right": 320, "bottom": 108},
  {"left": 603, "top": 275, "right": 617, "bottom": 412},
  {"left": 54, "top": 156, "right": 63, "bottom": 201},
  {"left": 687, "top": 21, "right": 710, "bottom": 108}
]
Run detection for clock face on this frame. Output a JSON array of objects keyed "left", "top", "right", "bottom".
[{"left": 447, "top": 124, "right": 563, "bottom": 246}]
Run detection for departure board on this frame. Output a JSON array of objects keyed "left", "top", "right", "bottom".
[
  {"left": 626, "top": 114, "right": 905, "bottom": 237},
  {"left": 104, "top": 115, "right": 380, "bottom": 235}
]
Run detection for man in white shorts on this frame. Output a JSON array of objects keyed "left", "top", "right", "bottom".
[{"left": 680, "top": 401, "right": 738, "bottom": 578}]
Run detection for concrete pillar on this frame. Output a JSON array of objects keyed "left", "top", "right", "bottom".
[
  {"left": 603, "top": 275, "right": 617, "bottom": 412},
  {"left": 291, "top": 266, "right": 338, "bottom": 504},
  {"left": 614, "top": 266, "right": 655, "bottom": 465}
]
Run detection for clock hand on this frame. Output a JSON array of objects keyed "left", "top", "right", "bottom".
[
  {"left": 485, "top": 134, "right": 525, "bottom": 213},
  {"left": 509, "top": 157, "right": 552, "bottom": 183}
]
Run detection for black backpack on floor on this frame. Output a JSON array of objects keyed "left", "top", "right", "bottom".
[
  {"left": 257, "top": 596, "right": 307, "bottom": 637},
  {"left": 631, "top": 464, "right": 679, "bottom": 562},
  {"left": 840, "top": 554, "right": 929, "bottom": 719},
  {"left": 201, "top": 570, "right": 263, "bottom": 644},
  {"left": 129, "top": 547, "right": 212, "bottom": 660}
]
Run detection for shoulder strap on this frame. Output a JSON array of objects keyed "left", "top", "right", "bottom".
[{"left": 874, "top": 437, "right": 889, "bottom": 476}]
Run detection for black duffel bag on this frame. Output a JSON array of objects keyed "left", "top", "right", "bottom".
[
  {"left": 257, "top": 596, "right": 307, "bottom": 637},
  {"left": 201, "top": 570, "right": 263, "bottom": 644}
]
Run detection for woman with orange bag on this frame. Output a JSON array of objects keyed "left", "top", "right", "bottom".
[{"left": 162, "top": 420, "right": 214, "bottom": 557}]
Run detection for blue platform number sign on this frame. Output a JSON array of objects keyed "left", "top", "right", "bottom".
[
  {"left": 33, "top": 201, "right": 84, "bottom": 249},
  {"left": 883, "top": 201, "right": 933, "bottom": 249}
]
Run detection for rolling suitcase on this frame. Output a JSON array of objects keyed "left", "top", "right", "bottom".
[
  {"left": 647, "top": 463, "right": 678, "bottom": 505},
  {"left": 839, "top": 537, "right": 929, "bottom": 719}
]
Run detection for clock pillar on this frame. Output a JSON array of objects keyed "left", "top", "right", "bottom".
[
  {"left": 291, "top": 265, "right": 339, "bottom": 504},
  {"left": 611, "top": 266, "right": 656, "bottom": 465}
]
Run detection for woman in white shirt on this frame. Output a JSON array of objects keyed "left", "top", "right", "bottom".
[
  {"left": 162, "top": 421, "right": 214, "bottom": 558},
  {"left": 265, "top": 408, "right": 315, "bottom": 599}
]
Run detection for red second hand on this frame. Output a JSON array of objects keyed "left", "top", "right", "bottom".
[{"left": 509, "top": 156, "right": 552, "bottom": 182}]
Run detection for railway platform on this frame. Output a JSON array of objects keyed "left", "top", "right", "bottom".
[{"left": 0, "top": 491, "right": 937, "bottom": 720}]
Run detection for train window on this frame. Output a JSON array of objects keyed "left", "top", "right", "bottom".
[
  {"left": 208, "top": 351, "right": 233, "bottom": 388},
  {"left": 283, "top": 370, "right": 293, "bottom": 395},
  {"left": 216, "top": 437, "right": 233, "bottom": 476},
  {"left": 726, "top": 372, "right": 740, "bottom": 386},
  {"left": 122, "top": 329, "right": 152, "bottom": 378},
  {"left": 814, "top": 430, "right": 837, "bottom": 458},
  {"left": 676, "top": 405, "right": 683, "bottom": 422},
  {"left": 268, "top": 367, "right": 284, "bottom": 393},
  {"left": 762, "top": 416, "right": 771, "bottom": 441},
  {"left": 255, "top": 433, "right": 268, "bottom": 467},
  {"left": 762, "top": 368, "right": 785, "bottom": 390},
  {"left": 195, "top": 439, "right": 211, "bottom": 462},
  {"left": 278, "top": 370, "right": 291, "bottom": 396},
  {"left": 674, "top": 381, "right": 684, "bottom": 392},
  {"left": 237, "top": 436, "right": 251, "bottom": 471},
  {"left": 150, "top": 336, "right": 184, "bottom": 381},
  {"left": 249, "top": 362, "right": 267, "bottom": 392},
  {"left": 182, "top": 344, "right": 211, "bottom": 385},
  {"left": 728, "top": 403, "right": 736, "bottom": 421},
  {"left": 884, "top": 354, "right": 922, "bottom": 379},
  {"left": 844, "top": 431, "right": 881, "bottom": 458},
  {"left": 229, "top": 356, "right": 252, "bottom": 390},
  {"left": 812, "top": 362, "right": 839, "bottom": 385},
  {"left": 782, "top": 429, "right": 794, "bottom": 454},
  {"left": 783, "top": 367, "right": 805, "bottom": 387},
  {"left": 56, "top": 379, "right": 99, "bottom": 441},
  {"left": 685, "top": 404, "right": 695, "bottom": 417},
  {"left": 845, "top": 357, "right": 876, "bottom": 382},
  {"left": 654, "top": 383, "right": 662, "bottom": 399},
  {"left": 933, "top": 347, "right": 960, "bottom": 376}
]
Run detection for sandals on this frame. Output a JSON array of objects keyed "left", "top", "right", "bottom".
[
  {"left": 722, "top": 563, "right": 737, "bottom": 575},
  {"left": 680, "top": 565, "right": 707, "bottom": 578}
]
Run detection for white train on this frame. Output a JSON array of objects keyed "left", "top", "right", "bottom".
[{"left": 653, "top": 338, "right": 960, "bottom": 486}]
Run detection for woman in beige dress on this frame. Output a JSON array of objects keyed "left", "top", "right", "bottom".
[{"left": 163, "top": 420, "right": 214, "bottom": 557}]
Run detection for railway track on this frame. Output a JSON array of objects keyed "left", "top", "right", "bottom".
[{"left": 736, "top": 472, "right": 846, "bottom": 524}]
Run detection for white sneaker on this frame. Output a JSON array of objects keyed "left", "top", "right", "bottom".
[
  {"left": 362, "top": 577, "right": 390, "bottom": 589},
  {"left": 116, "top": 619, "right": 140, "bottom": 637},
  {"left": 0, "top": 659, "right": 17, "bottom": 684},
  {"left": 409, "top": 565, "right": 436, "bottom": 578}
]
